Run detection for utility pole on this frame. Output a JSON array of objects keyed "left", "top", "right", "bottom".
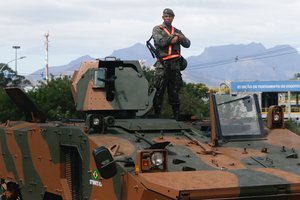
[
  {"left": 44, "top": 32, "right": 49, "bottom": 82},
  {"left": 12, "top": 46, "right": 20, "bottom": 75}
]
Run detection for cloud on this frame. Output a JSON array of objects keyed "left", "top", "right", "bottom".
[{"left": 1, "top": 0, "right": 300, "bottom": 74}]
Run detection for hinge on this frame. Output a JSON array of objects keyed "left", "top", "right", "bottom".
[{"left": 179, "top": 192, "right": 190, "bottom": 200}]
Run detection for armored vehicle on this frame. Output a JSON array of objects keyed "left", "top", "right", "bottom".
[{"left": 1, "top": 58, "right": 300, "bottom": 200}]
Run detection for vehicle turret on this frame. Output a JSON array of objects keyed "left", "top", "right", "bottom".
[
  {"left": 70, "top": 57, "right": 155, "bottom": 133},
  {"left": 71, "top": 57, "right": 154, "bottom": 117}
]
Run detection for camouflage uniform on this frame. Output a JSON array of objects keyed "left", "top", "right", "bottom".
[{"left": 152, "top": 22, "right": 191, "bottom": 119}]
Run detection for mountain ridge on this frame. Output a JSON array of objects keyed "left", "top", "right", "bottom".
[{"left": 28, "top": 42, "right": 300, "bottom": 86}]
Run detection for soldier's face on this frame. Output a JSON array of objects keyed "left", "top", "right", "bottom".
[{"left": 162, "top": 14, "right": 174, "bottom": 26}]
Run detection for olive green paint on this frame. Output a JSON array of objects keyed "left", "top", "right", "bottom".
[
  {"left": 41, "top": 126, "right": 92, "bottom": 199},
  {"left": 15, "top": 129, "right": 44, "bottom": 199},
  {"left": 0, "top": 129, "right": 20, "bottom": 183}
]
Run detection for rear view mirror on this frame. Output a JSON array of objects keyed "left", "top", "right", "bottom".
[{"left": 93, "top": 146, "right": 117, "bottom": 179}]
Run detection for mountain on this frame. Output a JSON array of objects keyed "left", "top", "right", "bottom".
[
  {"left": 28, "top": 42, "right": 300, "bottom": 86},
  {"left": 28, "top": 43, "right": 156, "bottom": 83},
  {"left": 111, "top": 43, "right": 155, "bottom": 64},
  {"left": 27, "top": 55, "right": 93, "bottom": 83},
  {"left": 184, "top": 43, "right": 300, "bottom": 86}
]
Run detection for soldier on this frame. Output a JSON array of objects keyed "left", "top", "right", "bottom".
[{"left": 152, "top": 8, "right": 191, "bottom": 119}]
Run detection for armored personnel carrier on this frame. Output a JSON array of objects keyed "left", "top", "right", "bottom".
[{"left": 0, "top": 58, "right": 300, "bottom": 200}]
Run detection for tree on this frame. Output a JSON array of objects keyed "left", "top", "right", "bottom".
[
  {"left": 0, "top": 63, "right": 32, "bottom": 122},
  {"left": 142, "top": 67, "right": 210, "bottom": 119},
  {"left": 0, "top": 66, "right": 210, "bottom": 122},
  {"left": 180, "top": 83, "right": 210, "bottom": 119},
  {"left": 184, "top": 82, "right": 209, "bottom": 99},
  {"left": 28, "top": 76, "right": 80, "bottom": 120},
  {"left": 0, "top": 89, "right": 23, "bottom": 122},
  {"left": 0, "top": 63, "right": 31, "bottom": 89},
  {"left": 142, "top": 66, "right": 155, "bottom": 85},
  {"left": 290, "top": 73, "right": 300, "bottom": 80},
  {"left": 0, "top": 75, "right": 81, "bottom": 122}
]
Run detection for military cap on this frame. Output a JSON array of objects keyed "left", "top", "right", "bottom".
[{"left": 163, "top": 8, "right": 175, "bottom": 17}]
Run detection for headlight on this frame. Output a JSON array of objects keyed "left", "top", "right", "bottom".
[
  {"left": 136, "top": 150, "right": 168, "bottom": 174},
  {"left": 93, "top": 118, "right": 100, "bottom": 126},
  {"left": 151, "top": 152, "right": 164, "bottom": 166},
  {"left": 273, "top": 114, "right": 280, "bottom": 121},
  {"left": 86, "top": 114, "right": 104, "bottom": 134}
]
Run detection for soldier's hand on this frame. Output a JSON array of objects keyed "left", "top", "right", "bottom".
[
  {"left": 174, "top": 33, "right": 185, "bottom": 41},
  {"left": 171, "top": 36, "right": 179, "bottom": 44}
]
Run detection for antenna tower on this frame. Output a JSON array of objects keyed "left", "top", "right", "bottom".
[{"left": 44, "top": 32, "right": 49, "bottom": 82}]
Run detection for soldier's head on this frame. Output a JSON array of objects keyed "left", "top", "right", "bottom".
[{"left": 162, "top": 8, "right": 175, "bottom": 26}]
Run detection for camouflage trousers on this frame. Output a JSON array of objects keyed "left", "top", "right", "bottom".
[{"left": 153, "top": 59, "right": 183, "bottom": 115}]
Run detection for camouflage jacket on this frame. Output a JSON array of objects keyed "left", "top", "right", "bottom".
[{"left": 152, "top": 23, "right": 191, "bottom": 60}]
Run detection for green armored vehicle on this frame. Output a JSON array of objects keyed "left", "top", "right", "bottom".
[{"left": 1, "top": 58, "right": 300, "bottom": 200}]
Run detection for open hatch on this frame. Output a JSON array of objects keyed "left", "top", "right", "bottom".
[{"left": 5, "top": 87, "right": 46, "bottom": 123}]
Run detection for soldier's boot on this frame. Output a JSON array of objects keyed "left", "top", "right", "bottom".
[{"left": 172, "top": 104, "right": 180, "bottom": 120}]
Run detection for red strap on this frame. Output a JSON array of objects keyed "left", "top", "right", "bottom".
[
  {"left": 160, "top": 25, "right": 174, "bottom": 36},
  {"left": 159, "top": 25, "right": 180, "bottom": 60},
  {"left": 161, "top": 54, "right": 180, "bottom": 61}
]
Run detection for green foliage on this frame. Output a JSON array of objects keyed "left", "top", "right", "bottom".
[
  {"left": 184, "top": 82, "right": 209, "bottom": 99},
  {"left": 0, "top": 89, "right": 23, "bottom": 122},
  {"left": 159, "top": 83, "right": 209, "bottom": 119},
  {"left": 0, "top": 66, "right": 210, "bottom": 122},
  {"left": 284, "top": 119, "right": 300, "bottom": 135},
  {"left": 143, "top": 66, "right": 155, "bottom": 83},
  {"left": 0, "top": 63, "right": 31, "bottom": 89},
  {"left": 143, "top": 67, "right": 210, "bottom": 119},
  {"left": 28, "top": 77, "right": 79, "bottom": 120},
  {"left": 0, "top": 76, "right": 80, "bottom": 122},
  {"left": 179, "top": 86, "right": 209, "bottom": 119},
  {"left": 0, "top": 63, "right": 32, "bottom": 122},
  {"left": 290, "top": 73, "right": 300, "bottom": 80}
]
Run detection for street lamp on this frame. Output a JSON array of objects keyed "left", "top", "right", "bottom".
[
  {"left": 12, "top": 46, "right": 20, "bottom": 75},
  {"left": 0, "top": 56, "right": 26, "bottom": 73}
]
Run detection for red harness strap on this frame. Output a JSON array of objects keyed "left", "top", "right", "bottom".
[{"left": 160, "top": 25, "right": 181, "bottom": 60}]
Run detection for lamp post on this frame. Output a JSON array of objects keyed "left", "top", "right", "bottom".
[
  {"left": 0, "top": 56, "right": 26, "bottom": 73},
  {"left": 12, "top": 46, "right": 20, "bottom": 75}
]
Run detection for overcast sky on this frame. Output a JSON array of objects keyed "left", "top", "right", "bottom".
[{"left": 1, "top": 0, "right": 300, "bottom": 75}]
